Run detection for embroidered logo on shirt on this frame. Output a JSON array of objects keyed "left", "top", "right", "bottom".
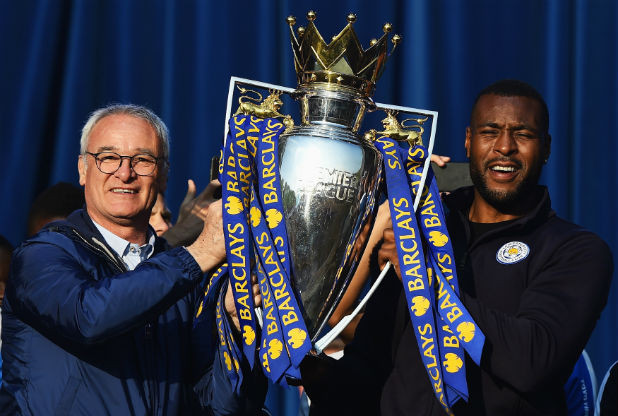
[{"left": 496, "top": 241, "right": 530, "bottom": 264}]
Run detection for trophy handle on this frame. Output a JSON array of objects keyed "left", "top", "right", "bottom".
[
  {"left": 372, "top": 103, "right": 438, "bottom": 213},
  {"left": 223, "top": 76, "right": 296, "bottom": 145}
]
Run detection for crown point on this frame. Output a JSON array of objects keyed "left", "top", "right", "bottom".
[
  {"left": 288, "top": 12, "right": 398, "bottom": 97},
  {"left": 392, "top": 34, "right": 402, "bottom": 45},
  {"left": 370, "top": 38, "right": 378, "bottom": 46}
]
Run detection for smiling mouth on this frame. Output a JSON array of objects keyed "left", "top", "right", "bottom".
[
  {"left": 490, "top": 165, "right": 516, "bottom": 173},
  {"left": 111, "top": 188, "right": 137, "bottom": 194}
]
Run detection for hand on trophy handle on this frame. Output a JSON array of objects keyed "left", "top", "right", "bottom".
[
  {"left": 224, "top": 273, "right": 262, "bottom": 332},
  {"left": 185, "top": 199, "right": 226, "bottom": 273}
]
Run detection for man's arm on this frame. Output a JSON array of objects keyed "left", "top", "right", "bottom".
[
  {"left": 185, "top": 199, "right": 226, "bottom": 273},
  {"left": 8, "top": 200, "right": 226, "bottom": 344},
  {"left": 8, "top": 240, "right": 205, "bottom": 344}
]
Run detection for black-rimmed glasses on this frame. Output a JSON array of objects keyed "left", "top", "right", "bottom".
[{"left": 85, "top": 151, "right": 160, "bottom": 176}]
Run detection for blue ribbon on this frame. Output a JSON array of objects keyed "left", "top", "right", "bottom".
[
  {"left": 401, "top": 146, "right": 468, "bottom": 405},
  {"left": 404, "top": 145, "right": 485, "bottom": 367},
  {"left": 374, "top": 136, "right": 452, "bottom": 413},
  {"left": 222, "top": 115, "right": 258, "bottom": 371},
  {"left": 206, "top": 115, "right": 311, "bottom": 390},
  {"left": 375, "top": 135, "right": 487, "bottom": 413},
  {"left": 250, "top": 118, "right": 311, "bottom": 382},
  {"left": 195, "top": 264, "right": 228, "bottom": 325}
]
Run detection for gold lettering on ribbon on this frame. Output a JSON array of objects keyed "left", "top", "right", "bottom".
[
  {"left": 216, "top": 299, "right": 226, "bottom": 347},
  {"left": 260, "top": 275, "right": 278, "bottom": 336},
  {"left": 196, "top": 265, "right": 226, "bottom": 318},
  {"left": 436, "top": 253, "right": 454, "bottom": 283},
  {"left": 441, "top": 324, "right": 460, "bottom": 349},
  {"left": 420, "top": 192, "right": 442, "bottom": 228},
  {"left": 436, "top": 271, "right": 464, "bottom": 324},
  {"left": 418, "top": 322, "right": 447, "bottom": 406},
  {"left": 226, "top": 222, "right": 251, "bottom": 323},
  {"left": 376, "top": 136, "right": 402, "bottom": 170},
  {"left": 261, "top": 129, "right": 278, "bottom": 206},
  {"left": 256, "top": 231, "right": 301, "bottom": 333}
]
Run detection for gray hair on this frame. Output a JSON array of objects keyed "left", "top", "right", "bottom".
[{"left": 80, "top": 104, "right": 170, "bottom": 181}]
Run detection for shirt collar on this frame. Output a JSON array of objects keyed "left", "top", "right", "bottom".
[{"left": 92, "top": 221, "right": 155, "bottom": 269}]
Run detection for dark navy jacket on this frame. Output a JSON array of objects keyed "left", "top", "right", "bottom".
[{"left": 0, "top": 209, "right": 266, "bottom": 415}]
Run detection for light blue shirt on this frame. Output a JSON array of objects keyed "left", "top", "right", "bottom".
[{"left": 92, "top": 221, "right": 155, "bottom": 271}]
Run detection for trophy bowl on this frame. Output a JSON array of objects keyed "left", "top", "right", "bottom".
[{"left": 278, "top": 87, "right": 383, "bottom": 341}]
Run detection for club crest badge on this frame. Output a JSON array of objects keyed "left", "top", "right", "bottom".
[{"left": 496, "top": 241, "right": 530, "bottom": 264}]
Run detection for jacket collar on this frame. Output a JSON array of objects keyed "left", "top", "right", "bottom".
[
  {"left": 444, "top": 185, "right": 555, "bottom": 245},
  {"left": 43, "top": 209, "right": 168, "bottom": 269}
]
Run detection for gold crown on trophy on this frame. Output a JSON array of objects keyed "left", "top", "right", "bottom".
[{"left": 287, "top": 11, "right": 401, "bottom": 97}]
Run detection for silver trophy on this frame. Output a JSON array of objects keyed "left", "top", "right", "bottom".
[{"left": 222, "top": 12, "right": 438, "bottom": 347}]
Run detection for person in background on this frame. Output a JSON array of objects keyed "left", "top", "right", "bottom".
[
  {"left": 26, "top": 181, "right": 85, "bottom": 236},
  {"left": 161, "top": 179, "right": 222, "bottom": 246},
  {"left": 150, "top": 191, "right": 173, "bottom": 236},
  {"left": 0, "top": 104, "right": 265, "bottom": 415},
  {"left": 150, "top": 178, "right": 221, "bottom": 245}
]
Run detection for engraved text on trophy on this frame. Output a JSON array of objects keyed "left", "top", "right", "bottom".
[{"left": 296, "top": 167, "right": 360, "bottom": 203}]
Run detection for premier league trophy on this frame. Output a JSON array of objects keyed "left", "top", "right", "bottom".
[{"left": 208, "top": 10, "right": 439, "bottom": 388}]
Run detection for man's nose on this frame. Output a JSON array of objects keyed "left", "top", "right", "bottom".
[
  {"left": 114, "top": 157, "right": 136, "bottom": 181},
  {"left": 494, "top": 130, "right": 517, "bottom": 155}
]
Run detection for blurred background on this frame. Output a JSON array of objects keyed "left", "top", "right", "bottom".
[{"left": 0, "top": 0, "right": 616, "bottom": 413}]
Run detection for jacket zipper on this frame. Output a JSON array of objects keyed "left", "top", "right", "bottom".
[
  {"left": 70, "top": 229, "right": 126, "bottom": 273},
  {"left": 72, "top": 228, "right": 158, "bottom": 413}
]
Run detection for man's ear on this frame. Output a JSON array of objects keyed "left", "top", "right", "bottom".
[
  {"left": 465, "top": 127, "right": 472, "bottom": 158},
  {"left": 78, "top": 155, "right": 87, "bottom": 186}
]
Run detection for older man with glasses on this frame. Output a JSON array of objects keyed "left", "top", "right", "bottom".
[{"left": 0, "top": 104, "right": 265, "bottom": 415}]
